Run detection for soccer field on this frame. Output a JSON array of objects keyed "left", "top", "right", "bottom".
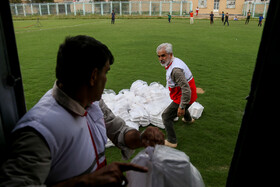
[{"left": 13, "top": 17, "right": 263, "bottom": 186}]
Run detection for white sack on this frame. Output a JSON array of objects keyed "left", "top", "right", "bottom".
[
  {"left": 188, "top": 102, "right": 204, "bottom": 119},
  {"left": 127, "top": 145, "right": 205, "bottom": 187},
  {"left": 102, "top": 80, "right": 204, "bottom": 147}
]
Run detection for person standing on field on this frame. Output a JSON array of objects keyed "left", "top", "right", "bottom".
[
  {"left": 156, "top": 43, "right": 197, "bottom": 148},
  {"left": 190, "top": 11, "right": 194, "bottom": 24},
  {"left": 245, "top": 10, "right": 251, "bottom": 24},
  {"left": 210, "top": 11, "right": 214, "bottom": 24},
  {"left": 168, "top": 13, "right": 172, "bottom": 23},
  {"left": 111, "top": 10, "right": 115, "bottom": 24},
  {"left": 224, "top": 12, "right": 229, "bottom": 26},
  {"left": 196, "top": 7, "right": 199, "bottom": 16},
  {"left": 258, "top": 14, "right": 264, "bottom": 27}
]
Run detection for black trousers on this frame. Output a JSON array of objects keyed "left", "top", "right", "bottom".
[
  {"left": 224, "top": 20, "right": 229, "bottom": 26},
  {"left": 162, "top": 102, "right": 192, "bottom": 144},
  {"left": 245, "top": 16, "right": 250, "bottom": 24}
]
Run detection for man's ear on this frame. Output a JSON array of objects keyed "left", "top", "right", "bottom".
[{"left": 90, "top": 68, "right": 98, "bottom": 86}]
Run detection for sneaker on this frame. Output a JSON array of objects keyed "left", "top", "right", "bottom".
[
  {"left": 173, "top": 117, "right": 179, "bottom": 121},
  {"left": 164, "top": 140, "right": 177, "bottom": 148},
  {"left": 182, "top": 117, "right": 195, "bottom": 124}
]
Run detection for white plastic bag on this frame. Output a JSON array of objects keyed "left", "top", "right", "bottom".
[
  {"left": 127, "top": 145, "right": 205, "bottom": 187},
  {"left": 188, "top": 102, "right": 204, "bottom": 119}
]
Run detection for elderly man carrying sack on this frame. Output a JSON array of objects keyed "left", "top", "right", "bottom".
[{"left": 157, "top": 43, "right": 197, "bottom": 148}]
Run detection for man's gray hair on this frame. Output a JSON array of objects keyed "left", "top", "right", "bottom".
[{"left": 156, "top": 43, "right": 173, "bottom": 54}]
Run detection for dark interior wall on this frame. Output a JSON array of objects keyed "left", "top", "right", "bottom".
[
  {"left": 0, "top": 0, "right": 26, "bottom": 164},
  {"left": 227, "top": 0, "right": 280, "bottom": 186}
]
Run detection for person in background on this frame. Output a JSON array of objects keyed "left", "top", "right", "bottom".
[
  {"left": 221, "top": 11, "right": 225, "bottom": 23},
  {"left": 0, "top": 35, "right": 165, "bottom": 186},
  {"left": 156, "top": 43, "right": 197, "bottom": 148},
  {"left": 196, "top": 6, "right": 199, "bottom": 16},
  {"left": 168, "top": 12, "right": 172, "bottom": 23},
  {"left": 111, "top": 10, "right": 115, "bottom": 24},
  {"left": 224, "top": 12, "right": 229, "bottom": 26},
  {"left": 234, "top": 16, "right": 238, "bottom": 21},
  {"left": 190, "top": 11, "right": 194, "bottom": 24},
  {"left": 245, "top": 10, "right": 251, "bottom": 24},
  {"left": 258, "top": 14, "right": 264, "bottom": 27},
  {"left": 210, "top": 11, "right": 214, "bottom": 24}
]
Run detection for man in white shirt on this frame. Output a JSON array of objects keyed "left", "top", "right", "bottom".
[{"left": 0, "top": 35, "right": 164, "bottom": 186}]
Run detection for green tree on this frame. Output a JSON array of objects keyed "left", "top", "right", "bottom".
[
  {"left": 9, "top": 0, "right": 22, "bottom": 3},
  {"left": 32, "top": 0, "right": 54, "bottom": 3}
]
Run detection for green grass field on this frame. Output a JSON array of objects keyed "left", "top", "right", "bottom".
[{"left": 13, "top": 17, "right": 264, "bottom": 187}]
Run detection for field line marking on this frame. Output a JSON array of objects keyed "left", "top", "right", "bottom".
[{"left": 14, "top": 22, "right": 94, "bottom": 34}]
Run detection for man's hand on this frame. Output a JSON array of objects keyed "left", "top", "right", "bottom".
[
  {"left": 177, "top": 107, "right": 185, "bottom": 117},
  {"left": 52, "top": 162, "right": 148, "bottom": 187},
  {"left": 141, "top": 126, "right": 165, "bottom": 147},
  {"left": 86, "top": 162, "right": 148, "bottom": 186}
]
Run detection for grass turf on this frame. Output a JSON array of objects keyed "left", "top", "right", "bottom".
[{"left": 13, "top": 17, "right": 264, "bottom": 187}]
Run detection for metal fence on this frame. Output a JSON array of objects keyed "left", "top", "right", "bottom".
[
  {"left": 243, "top": 1, "right": 269, "bottom": 18},
  {"left": 10, "top": 1, "right": 193, "bottom": 17}
]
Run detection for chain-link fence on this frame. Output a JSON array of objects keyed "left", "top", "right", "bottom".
[
  {"left": 243, "top": 1, "right": 269, "bottom": 18},
  {"left": 10, "top": 1, "right": 193, "bottom": 17}
]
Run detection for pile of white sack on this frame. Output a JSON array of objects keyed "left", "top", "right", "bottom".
[{"left": 102, "top": 80, "right": 204, "bottom": 132}]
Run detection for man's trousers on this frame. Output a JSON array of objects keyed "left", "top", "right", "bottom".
[{"left": 162, "top": 102, "right": 192, "bottom": 144}]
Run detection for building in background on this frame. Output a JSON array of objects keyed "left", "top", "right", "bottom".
[{"left": 187, "top": 0, "right": 245, "bottom": 15}]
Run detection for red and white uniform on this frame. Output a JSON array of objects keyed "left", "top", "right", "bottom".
[{"left": 165, "top": 57, "right": 197, "bottom": 105}]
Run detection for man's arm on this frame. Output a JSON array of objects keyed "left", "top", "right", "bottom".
[
  {"left": 171, "top": 68, "right": 192, "bottom": 117},
  {"left": 0, "top": 127, "right": 51, "bottom": 186},
  {"left": 171, "top": 68, "right": 191, "bottom": 109},
  {"left": 0, "top": 127, "right": 148, "bottom": 187},
  {"left": 99, "top": 100, "right": 164, "bottom": 156},
  {"left": 52, "top": 162, "right": 147, "bottom": 187}
]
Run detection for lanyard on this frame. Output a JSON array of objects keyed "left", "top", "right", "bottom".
[
  {"left": 84, "top": 111, "right": 107, "bottom": 170},
  {"left": 87, "top": 121, "right": 101, "bottom": 168}
]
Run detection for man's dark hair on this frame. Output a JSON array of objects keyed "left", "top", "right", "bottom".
[{"left": 56, "top": 35, "right": 114, "bottom": 88}]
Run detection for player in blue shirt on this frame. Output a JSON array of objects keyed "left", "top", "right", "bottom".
[
  {"left": 210, "top": 11, "right": 214, "bottom": 24},
  {"left": 258, "top": 14, "right": 264, "bottom": 27},
  {"left": 111, "top": 10, "right": 115, "bottom": 24}
]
